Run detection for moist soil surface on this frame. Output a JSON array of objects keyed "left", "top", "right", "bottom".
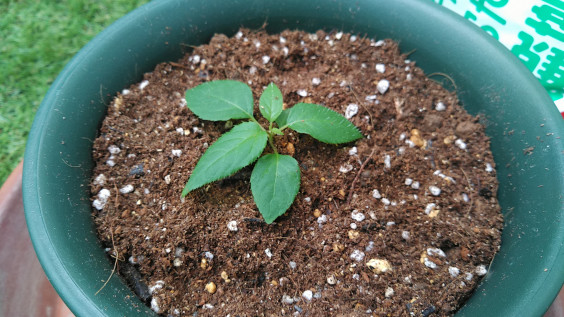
[{"left": 91, "top": 29, "right": 503, "bottom": 316}]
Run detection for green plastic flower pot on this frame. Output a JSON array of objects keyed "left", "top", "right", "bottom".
[{"left": 23, "top": 0, "right": 564, "bottom": 316}]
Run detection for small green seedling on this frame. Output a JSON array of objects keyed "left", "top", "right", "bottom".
[{"left": 182, "top": 80, "right": 362, "bottom": 223}]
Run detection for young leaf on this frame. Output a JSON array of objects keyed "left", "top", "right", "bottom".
[
  {"left": 271, "top": 127, "right": 284, "bottom": 136},
  {"left": 259, "top": 83, "right": 283, "bottom": 122},
  {"left": 182, "top": 121, "right": 267, "bottom": 196},
  {"left": 276, "top": 103, "right": 363, "bottom": 144},
  {"left": 251, "top": 153, "right": 300, "bottom": 224},
  {"left": 185, "top": 80, "right": 254, "bottom": 121}
]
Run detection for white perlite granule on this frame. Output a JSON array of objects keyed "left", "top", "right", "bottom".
[
  {"left": 227, "top": 220, "right": 238, "bottom": 232},
  {"left": 429, "top": 185, "right": 441, "bottom": 196},
  {"left": 376, "top": 79, "right": 390, "bottom": 94},
  {"left": 449, "top": 266, "right": 460, "bottom": 277},
  {"left": 372, "top": 189, "right": 382, "bottom": 199},
  {"left": 351, "top": 210, "right": 365, "bottom": 222},
  {"left": 350, "top": 250, "right": 365, "bottom": 262},
  {"left": 119, "top": 184, "right": 134, "bottom": 194},
  {"left": 302, "top": 290, "right": 313, "bottom": 301},
  {"left": 435, "top": 101, "right": 446, "bottom": 111},
  {"left": 345, "top": 103, "right": 359, "bottom": 119},
  {"left": 92, "top": 189, "right": 111, "bottom": 210},
  {"left": 375, "top": 63, "right": 386, "bottom": 73}
]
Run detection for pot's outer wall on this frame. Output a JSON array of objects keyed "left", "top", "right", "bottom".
[{"left": 23, "top": 0, "right": 564, "bottom": 316}]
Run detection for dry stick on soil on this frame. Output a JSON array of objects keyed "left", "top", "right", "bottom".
[{"left": 347, "top": 148, "right": 376, "bottom": 204}]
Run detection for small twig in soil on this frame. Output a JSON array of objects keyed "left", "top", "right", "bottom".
[
  {"left": 348, "top": 85, "right": 374, "bottom": 124},
  {"left": 95, "top": 227, "right": 118, "bottom": 295},
  {"left": 404, "top": 48, "right": 417, "bottom": 57},
  {"left": 427, "top": 72, "right": 458, "bottom": 91},
  {"left": 332, "top": 199, "right": 340, "bottom": 212},
  {"left": 169, "top": 61, "right": 188, "bottom": 69},
  {"left": 347, "top": 148, "right": 376, "bottom": 204},
  {"left": 267, "top": 236, "right": 297, "bottom": 240},
  {"left": 460, "top": 168, "right": 473, "bottom": 190},
  {"left": 393, "top": 98, "right": 405, "bottom": 120}
]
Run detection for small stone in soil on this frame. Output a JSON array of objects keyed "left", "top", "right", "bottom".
[
  {"left": 205, "top": 282, "right": 217, "bottom": 294},
  {"left": 129, "top": 164, "right": 144, "bottom": 176},
  {"left": 422, "top": 305, "right": 436, "bottom": 317},
  {"left": 367, "top": 258, "right": 392, "bottom": 274}
]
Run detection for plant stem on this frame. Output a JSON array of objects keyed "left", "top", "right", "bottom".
[{"left": 267, "top": 130, "right": 278, "bottom": 154}]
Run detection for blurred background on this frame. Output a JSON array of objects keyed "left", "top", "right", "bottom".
[{"left": 0, "top": 0, "right": 150, "bottom": 186}]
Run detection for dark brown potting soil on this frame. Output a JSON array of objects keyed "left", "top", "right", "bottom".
[{"left": 91, "top": 29, "right": 503, "bottom": 316}]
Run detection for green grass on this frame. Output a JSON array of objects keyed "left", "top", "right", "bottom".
[{"left": 0, "top": 0, "right": 150, "bottom": 186}]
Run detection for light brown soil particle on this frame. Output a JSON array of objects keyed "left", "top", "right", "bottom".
[{"left": 91, "top": 29, "right": 503, "bottom": 316}]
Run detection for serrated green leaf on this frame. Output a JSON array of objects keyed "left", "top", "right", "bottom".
[
  {"left": 182, "top": 122, "right": 267, "bottom": 195},
  {"left": 185, "top": 80, "right": 254, "bottom": 121},
  {"left": 275, "top": 109, "right": 289, "bottom": 127},
  {"left": 259, "top": 83, "right": 283, "bottom": 122},
  {"left": 276, "top": 103, "right": 363, "bottom": 144},
  {"left": 251, "top": 154, "right": 300, "bottom": 224}
]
